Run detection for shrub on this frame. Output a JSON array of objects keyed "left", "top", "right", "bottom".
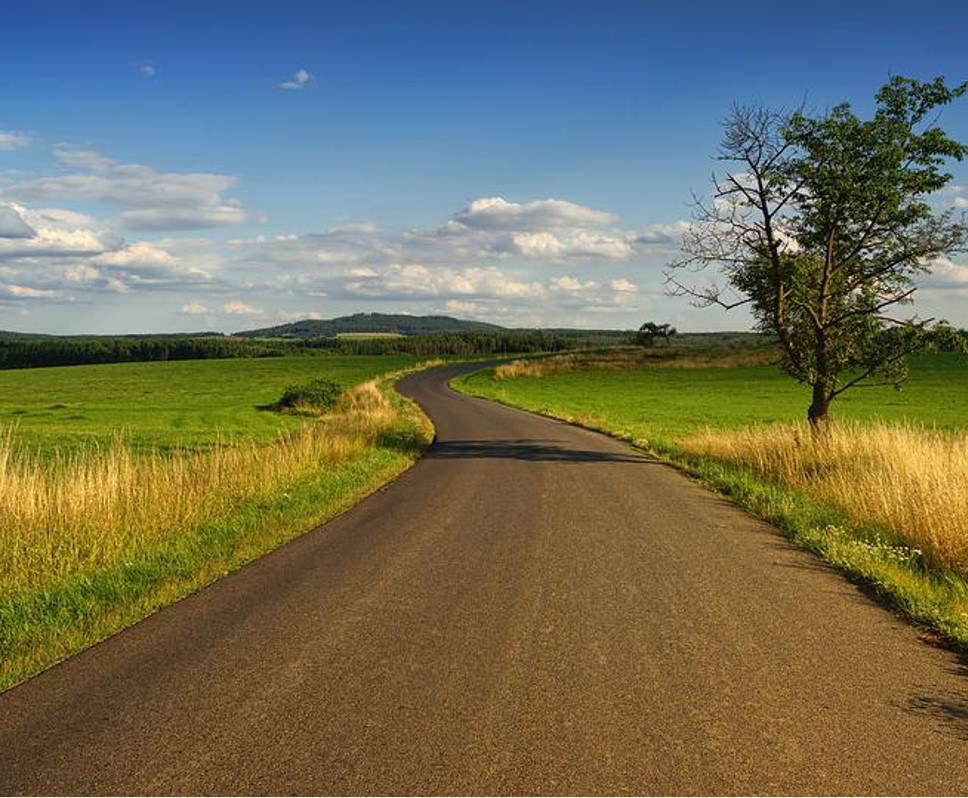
[{"left": 273, "top": 378, "right": 343, "bottom": 414}]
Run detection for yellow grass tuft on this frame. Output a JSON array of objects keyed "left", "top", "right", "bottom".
[
  {"left": 681, "top": 421, "right": 968, "bottom": 576},
  {"left": 0, "top": 380, "right": 402, "bottom": 597},
  {"left": 494, "top": 355, "right": 579, "bottom": 379}
]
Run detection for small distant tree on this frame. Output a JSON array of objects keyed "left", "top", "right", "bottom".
[
  {"left": 667, "top": 75, "right": 968, "bottom": 430},
  {"left": 636, "top": 322, "right": 677, "bottom": 346}
]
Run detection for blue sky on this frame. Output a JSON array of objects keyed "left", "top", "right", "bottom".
[{"left": 1, "top": 0, "right": 966, "bottom": 334}]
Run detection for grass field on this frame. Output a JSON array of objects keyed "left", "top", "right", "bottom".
[
  {"left": 468, "top": 352, "right": 968, "bottom": 444},
  {"left": 458, "top": 350, "right": 968, "bottom": 647},
  {"left": 0, "top": 354, "right": 430, "bottom": 692},
  {"left": 0, "top": 354, "right": 420, "bottom": 455}
]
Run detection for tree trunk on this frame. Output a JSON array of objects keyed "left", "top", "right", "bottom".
[{"left": 807, "top": 380, "right": 831, "bottom": 434}]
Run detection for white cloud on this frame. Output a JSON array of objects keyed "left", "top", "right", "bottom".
[
  {"left": 550, "top": 275, "right": 598, "bottom": 293},
  {"left": 54, "top": 147, "right": 114, "bottom": 172},
  {"left": 136, "top": 62, "right": 156, "bottom": 78},
  {"left": 0, "top": 224, "right": 117, "bottom": 261},
  {"left": 182, "top": 301, "right": 210, "bottom": 315},
  {"left": 630, "top": 220, "right": 692, "bottom": 246},
  {"left": 278, "top": 68, "right": 313, "bottom": 90},
  {"left": 65, "top": 265, "right": 101, "bottom": 283},
  {"left": 512, "top": 231, "right": 566, "bottom": 258},
  {"left": 117, "top": 204, "right": 257, "bottom": 231},
  {"left": 511, "top": 229, "right": 632, "bottom": 260},
  {"left": 454, "top": 196, "right": 618, "bottom": 231},
  {"left": 563, "top": 230, "right": 633, "bottom": 259},
  {"left": 342, "top": 263, "right": 544, "bottom": 300},
  {"left": 89, "top": 241, "right": 213, "bottom": 291},
  {"left": 31, "top": 207, "right": 97, "bottom": 228},
  {"left": 0, "top": 203, "right": 35, "bottom": 239},
  {"left": 0, "top": 131, "right": 31, "bottom": 151},
  {"left": 223, "top": 300, "right": 263, "bottom": 315},
  {"left": 611, "top": 277, "right": 638, "bottom": 293},
  {"left": 0, "top": 186, "right": 675, "bottom": 329},
  {"left": 95, "top": 241, "right": 177, "bottom": 268},
  {"left": 0, "top": 283, "right": 59, "bottom": 299},
  {"left": 11, "top": 148, "right": 259, "bottom": 232},
  {"left": 921, "top": 257, "right": 968, "bottom": 289},
  {"left": 444, "top": 299, "right": 485, "bottom": 316}
]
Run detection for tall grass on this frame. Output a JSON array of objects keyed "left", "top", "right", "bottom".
[
  {"left": 0, "top": 380, "right": 401, "bottom": 600},
  {"left": 1, "top": 376, "right": 433, "bottom": 690},
  {"left": 494, "top": 348, "right": 774, "bottom": 379},
  {"left": 681, "top": 421, "right": 968, "bottom": 577}
]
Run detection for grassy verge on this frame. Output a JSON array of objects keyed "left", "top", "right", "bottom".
[
  {"left": 456, "top": 351, "right": 968, "bottom": 648},
  {"left": 0, "top": 370, "right": 434, "bottom": 692}
]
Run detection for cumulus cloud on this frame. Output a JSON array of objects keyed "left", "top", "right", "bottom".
[
  {"left": 0, "top": 203, "right": 35, "bottom": 239},
  {"left": 629, "top": 220, "right": 692, "bottom": 246},
  {"left": 512, "top": 231, "right": 566, "bottom": 258},
  {"left": 550, "top": 275, "right": 598, "bottom": 293},
  {"left": 454, "top": 197, "right": 618, "bottom": 232},
  {"left": 921, "top": 257, "right": 968, "bottom": 289},
  {"left": 95, "top": 241, "right": 177, "bottom": 268},
  {"left": 30, "top": 207, "right": 97, "bottom": 228},
  {"left": 0, "top": 283, "right": 59, "bottom": 299},
  {"left": 562, "top": 230, "right": 633, "bottom": 259},
  {"left": 510, "top": 229, "right": 632, "bottom": 260},
  {"left": 135, "top": 61, "right": 156, "bottom": 78},
  {"left": 0, "top": 131, "right": 31, "bottom": 150},
  {"left": 12, "top": 147, "right": 259, "bottom": 231},
  {"left": 0, "top": 184, "right": 658, "bottom": 326},
  {"left": 342, "top": 263, "right": 545, "bottom": 301},
  {"left": 0, "top": 223, "right": 118, "bottom": 261},
  {"left": 65, "top": 264, "right": 101, "bottom": 283},
  {"left": 182, "top": 301, "right": 210, "bottom": 315},
  {"left": 611, "top": 277, "right": 638, "bottom": 293},
  {"left": 278, "top": 68, "right": 313, "bottom": 90},
  {"left": 88, "top": 241, "right": 213, "bottom": 291},
  {"left": 223, "top": 300, "right": 263, "bottom": 315}
]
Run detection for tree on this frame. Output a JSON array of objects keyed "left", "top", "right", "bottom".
[
  {"left": 636, "top": 322, "right": 677, "bottom": 346},
  {"left": 667, "top": 76, "right": 968, "bottom": 429}
]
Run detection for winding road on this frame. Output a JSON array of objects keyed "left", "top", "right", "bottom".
[{"left": 3, "top": 363, "right": 968, "bottom": 794}]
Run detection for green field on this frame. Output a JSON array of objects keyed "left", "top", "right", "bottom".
[
  {"left": 0, "top": 354, "right": 420, "bottom": 455},
  {"left": 460, "top": 352, "right": 968, "bottom": 445}
]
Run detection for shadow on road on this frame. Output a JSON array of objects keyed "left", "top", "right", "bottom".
[
  {"left": 428, "top": 438, "right": 651, "bottom": 464},
  {"left": 906, "top": 693, "right": 968, "bottom": 741}
]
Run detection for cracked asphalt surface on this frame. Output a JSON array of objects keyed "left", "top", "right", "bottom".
[{"left": 3, "top": 362, "right": 968, "bottom": 794}]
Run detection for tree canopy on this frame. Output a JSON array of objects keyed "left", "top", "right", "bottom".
[{"left": 668, "top": 75, "right": 968, "bottom": 427}]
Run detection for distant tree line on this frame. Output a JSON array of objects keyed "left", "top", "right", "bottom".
[
  {"left": 301, "top": 329, "right": 632, "bottom": 357},
  {"left": 0, "top": 335, "right": 289, "bottom": 369},
  {"left": 0, "top": 329, "right": 636, "bottom": 369}
]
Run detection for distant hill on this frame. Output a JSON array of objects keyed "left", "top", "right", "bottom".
[{"left": 236, "top": 313, "right": 506, "bottom": 338}]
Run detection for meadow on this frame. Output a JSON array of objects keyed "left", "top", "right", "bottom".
[
  {"left": 0, "top": 354, "right": 430, "bottom": 691},
  {"left": 471, "top": 351, "right": 968, "bottom": 441},
  {"left": 459, "top": 350, "right": 968, "bottom": 646},
  {"left": 0, "top": 354, "right": 420, "bottom": 455}
]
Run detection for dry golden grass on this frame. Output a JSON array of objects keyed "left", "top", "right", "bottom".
[
  {"left": 0, "top": 380, "right": 399, "bottom": 596},
  {"left": 493, "top": 348, "right": 774, "bottom": 379},
  {"left": 681, "top": 421, "right": 968, "bottom": 576}
]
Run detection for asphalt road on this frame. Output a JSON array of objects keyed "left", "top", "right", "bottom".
[{"left": 3, "top": 363, "right": 968, "bottom": 795}]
